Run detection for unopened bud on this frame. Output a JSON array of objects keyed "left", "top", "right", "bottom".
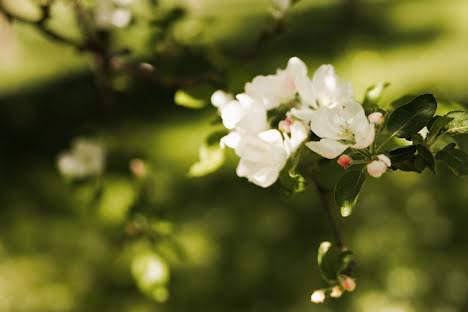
[
  {"left": 337, "top": 155, "right": 352, "bottom": 168},
  {"left": 367, "top": 160, "right": 387, "bottom": 178},
  {"left": 130, "top": 158, "right": 147, "bottom": 178},
  {"left": 330, "top": 285, "right": 343, "bottom": 298},
  {"left": 278, "top": 118, "right": 292, "bottom": 133},
  {"left": 377, "top": 154, "right": 391, "bottom": 167},
  {"left": 340, "top": 276, "right": 356, "bottom": 292},
  {"left": 368, "top": 112, "right": 384, "bottom": 125},
  {"left": 311, "top": 290, "right": 326, "bottom": 303}
]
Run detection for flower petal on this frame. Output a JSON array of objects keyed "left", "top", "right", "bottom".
[{"left": 306, "top": 139, "right": 348, "bottom": 159}]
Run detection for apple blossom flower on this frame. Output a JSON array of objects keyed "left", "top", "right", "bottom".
[
  {"left": 219, "top": 94, "right": 268, "bottom": 134},
  {"left": 311, "top": 289, "right": 326, "bottom": 303},
  {"left": 245, "top": 57, "right": 311, "bottom": 110},
  {"left": 305, "top": 100, "right": 375, "bottom": 159},
  {"left": 283, "top": 120, "right": 309, "bottom": 155},
  {"left": 57, "top": 137, "right": 105, "bottom": 178},
  {"left": 337, "top": 155, "right": 352, "bottom": 168},
  {"left": 368, "top": 112, "right": 384, "bottom": 125},
  {"left": 367, "top": 154, "right": 392, "bottom": 178},
  {"left": 291, "top": 64, "right": 355, "bottom": 121},
  {"left": 278, "top": 118, "right": 292, "bottom": 134}
]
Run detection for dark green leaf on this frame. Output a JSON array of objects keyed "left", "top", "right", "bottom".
[
  {"left": 416, "top": 145, "right": 436, "bottom": 174},
  {"left": 389, "top": 95, "right": 416, "bottom": 110},
  {"left": 435, "top": 144, "right": 468, "bottom": 176},
  {"left": 389, "top": 145, "right": 417, "bottom": 163},
  {"left": 392, "top": 155, "right": 422, "bottom": 173},
  {"left": 387, "top": 94, "right": 437, "bottom": 138},
  {"left": 334, "top": 169, "right": 367, "bottom": 217},
  {"left": 444, "top": 111, "right": 468, "bottom": 135},
  {"left": 427, "top": 116, "right": 453, "bottom": 145},
  {"left": 362, "top": 82, "right": 390, "bottom": 114},
  {"left": 279, "top": 150, "right": 308, "bottom": 196}
]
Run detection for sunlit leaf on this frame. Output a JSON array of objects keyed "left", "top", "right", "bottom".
[
  {"left": 387, "top": 94, "right": 437, "bottom": 138},
  {"left": 174, "top": 90, "right": 206, "bottom": 109},
  {"left": 188, "top": 144, "right": 225, "bottom": 177},
  {"left": 334, "top": 169, "right": 367, "bottom": 217},
  {"left": 444, "top": 111, "right": 468, "bottom": 135},
  {"left": 427, "top": 115, "right": 453, "bottom": 145},
  {"left": 362, "top": 81, "right": 390, "bottom": 114}
]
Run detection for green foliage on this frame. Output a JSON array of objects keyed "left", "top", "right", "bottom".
[
  {"left": 416, "top": 144, "right": 436, "bottom": 174},
  {"left": 334, "top": 169, "right": 367, "bottom": 217},
  {"left": 317, "top": 241, "right": 354, "bottom": 284},
  {"left": 362, "top": 82, "right": 390, "bottom": 114},
  {"left": 279, "top": 148, "right": 308, "bottom": 196},
  {"left": 174, "top": 90, "right": 206, "bottom": 109},
  {"left": 388, "top": 95, "right": 416, "bottom": 110},
  {"left": 188, "top": 143, "right": 225, "bottom": 177},
  {"left": 426, "top": 115, "right": 453, "bottom": 145},
  {"left": 443, "top": 111, "right": 468, "bottom": 135},
  {"left": 435, "top": 143, "right": 468, "bottom": 176},
  {"left": 389, "top": 145, "right": 417, "bottom": 163},
  {"left": 386, "top": 94, "right": 437, "bottom": 138}
]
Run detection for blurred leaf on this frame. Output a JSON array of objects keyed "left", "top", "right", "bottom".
[
  {"left": 174, "top": 90, "right": 206, "bottom": 109},
  {"left": 444, "top": 111, "right": 468, "bottom": 135},
  {"left": 206, "top": 130, "right": 229, "bottom": 146},
  {"left": 188, "top": 144, "right": 225, "bottom": 177},
  {"left": 362, "top": 82, "right": 390, "bottom": 114},
  {"left": 387, "top": 94, "right": 437, "bottom": 138},
  {"left": 432, "top": 134, "right": 458, "bottom": 152},
  {"left": 389, "top": 145, "right": 417, "bottom": 163},
  {"left": 427, "top": 115, "right": 453, "bottom": 145},
  {"left": 334, "top": 169, "right": 366, "bottom": 217},
  {"left": 435, "top": 144, "right": 468, "bottom": 176}
]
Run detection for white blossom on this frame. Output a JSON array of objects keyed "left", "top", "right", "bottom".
[
  {"left": 291, "top": 64, "right": 355, "bottom": 121},
  {"left": 271, "top": 0, "right": 291, "bottom": 19},
  {"left": 219, "top": 94, "right": 268, "bottom": 134},
  {"left": 57, "top": 138, "right": 105, "bottom": 178},
  {"left": 95, "top": 0, "right": 133, "bottom": 29},
  {"left": 367, "top": 154, "right": 391, "bottom": 178},
  {"left": 245, "top": 57, "right": 310, "bottom": 110},
  {"left": 305, "top": 100, "right": 375, "bottom": 159},
  {"left": 211, "top": 90, "right": 234, "bottom": 111},
  {"left": 311, "top": 290, "right": 326, "bottom": 303}
]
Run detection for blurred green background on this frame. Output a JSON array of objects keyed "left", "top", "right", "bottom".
[{"left": 1, "top": 0, "right": 468, "bottom": 311}]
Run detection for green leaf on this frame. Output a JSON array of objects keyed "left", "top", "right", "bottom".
[
  {"left": 392, "top": 155, "right": 421, "bottom": 173},
  {"left": 435, "top": 144, "right": 468, "bottom": 176},
  {"left": 416, "top": 144, "right": 436, "bottom": 174},
  {"left": 317, "top": 242, "right": 354, "bottom": 283},
  {"left": 206, "top": 130, "right": 229, "bottom": 146},
  {"left": 362, "top": 82, "right": 390, "bottom": 114},
  {"left": 317, "top": 241, "right": 332, "bottom": 267},
  {"left": 427, "top": 116, "right": 453, "bottom": 145},
  {"left": 389, "top": 95, "right": 416, "bottom": 110},
  {"left": 174, "top": 90, "right": 206, "bottom": 109},
  {"left": 389, "top": 145, "right": 417, "bottom": 163},
  {"left": 188, "top": 144, "right": 225, "bottom": 177},
  {"left": 334, "top": 169, "right": 367, "bottom": 217},
  {"left": 387, "top": 94, "right": 437, "bottom": 138},
  {"left": 444, "top": 111, "right": 468, "bottom": 135}
]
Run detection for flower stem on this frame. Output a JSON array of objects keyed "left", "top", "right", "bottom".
[{"left": 312, "top": 178, "right": 344, "bottom": 250}]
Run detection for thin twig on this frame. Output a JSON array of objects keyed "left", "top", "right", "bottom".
[{"left": 244, "top": 19, "right": 286, "bottom": 59}]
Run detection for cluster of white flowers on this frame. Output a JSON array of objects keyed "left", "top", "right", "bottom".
[
  {"left": 57, "top": 137, "right": 105, "bottom": 178},
  {"left": 95, "top": 0, "right": 133, "bottom": 29},
  {"left": 212, "top": 57, "right": 389, "bottom": 188}
]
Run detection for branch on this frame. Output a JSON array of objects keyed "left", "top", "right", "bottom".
[
  {"left": 0, "top": 1, "right": 85, "bottom": 50},
  {"left": 244, "top": 19, "right": 286, "bottom": 59}
]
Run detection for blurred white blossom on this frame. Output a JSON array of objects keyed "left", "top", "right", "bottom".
[
  {"left": 95, "top": 0, "right": 133, "bottom": 29},
  {"left": 57, "top": 137, "right": 105, "bottom": 178},
  {"left": 271, "top": 0, "right": 291, "bottom": 19}
]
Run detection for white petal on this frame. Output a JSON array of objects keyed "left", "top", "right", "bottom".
[
  {"left": 377, "top": 154, "right": 392, "bottom": 167},
  {"left": 220, "top": 132, "right": 241, "bottom": 149},
  {"left": 306, "top": 139, "right": 348, "bottom": 159},
  {"left": 285, "top": 121, "right": 309, "bottom": 154},
  {"left": 258, "top": 129, "right": 283, "bottom": 145},
  {"left": 290, "top": 106, "right": 315, "bottom": 122},
  {"left": 211, "top": 90, "right": 234, "bottom": 109},
  {"left": 220, "top": 100, "right": 243, "bottom": 130},
  {"left": 367, "top": 160, "right": 387, "bottom": 178},
  {"left": 309, "top": 106, "right": 343, "bottom": 140},
  {"left": 352, "top": 123, "right": 375, "bottom": 149}
]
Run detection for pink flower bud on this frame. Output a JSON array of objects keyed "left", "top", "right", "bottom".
[
  {"left": 337, "top": 155, "right": 352, "bottom": 168},
  {"left": 278, "top": 118, "right": 292, "bottom": 133},
  {"left": 367, "top": 160, "right": 387, "bottom": 178},
  {"left": 340, "top": 276, "right": 356, "bottom": 292},
  {"left": 130, "top": 158, "right": 147, "bottom": 178},
  {"left": 330, "top": 286, "right": 343, "bottom": 298},
  {"left": 311, "top": 290, "right": 326, "bottom": 303},
  {"left": 368, "top": 112, "right": 384, "bottom": 125}
]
